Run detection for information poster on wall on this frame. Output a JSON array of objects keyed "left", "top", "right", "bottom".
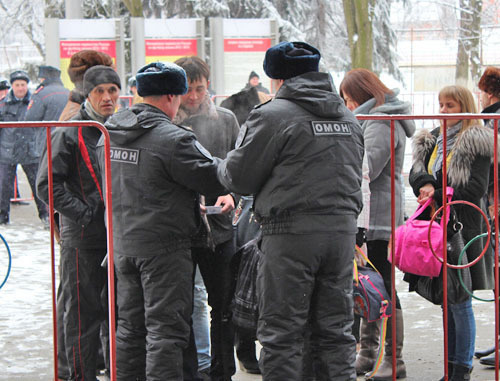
[
  {"left": 145, "top": 39, "right": 198, "bottom": 64},
  {"left": 143, "top": 19, "right": 202, "bottom": 66},
  {"left": 60, "top": 40, "right": 117, "bottom": 89},
  {"left": 220, "top": 19, "right": 275, "bottom": 96},
  {"left": 59, "top": 19, "right": 119, "bottom": 90},
  {"left": 223, "top": 37, "right": 271, "bottom": 96}
]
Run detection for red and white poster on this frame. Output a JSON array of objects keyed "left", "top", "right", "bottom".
[
  {"left": 223, "top": 38, "right": 272, "bottom": 95},
  {"left": 60, "top": 40, "right": 117, "bottom": 89},
  {"left": 145, "top": 39, "right": 198, "bottom": 64}
]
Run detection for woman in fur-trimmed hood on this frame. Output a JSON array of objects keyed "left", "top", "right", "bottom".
[{"left": 409, "top": 85, "right": 494, "bottom": 379}]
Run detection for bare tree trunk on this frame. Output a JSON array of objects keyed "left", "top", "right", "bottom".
[
  {"left": 455, "top": 0, "right": 482, "bottom": 86},
  {"left": 343, "top": 0, "right": 373, "bottom": 70},
  {"left": 121, "top": 0, "right": 143, "bottom": 17}
]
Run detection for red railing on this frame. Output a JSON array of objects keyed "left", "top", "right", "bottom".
[
  {"left": 357, "top": 113, "right": 500, "bottom": 381},
  {"left": 0, "top": 121, "right": 117, "bottom": 381},
  {"left": 2, "top": 115, "right": 500, "bottom": 381}
]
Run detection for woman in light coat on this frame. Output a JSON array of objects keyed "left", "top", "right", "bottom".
[{"left": 340, "top": 68, "right": 415, "bottom": 380}]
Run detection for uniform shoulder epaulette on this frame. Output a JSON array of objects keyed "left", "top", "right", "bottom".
[{"left": 34, "top": 86, "right": 44, "bottom": 95}]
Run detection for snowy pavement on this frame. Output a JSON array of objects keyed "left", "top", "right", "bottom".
[{"left": 0, "top": 175, "right": 499, "bottom": 380}]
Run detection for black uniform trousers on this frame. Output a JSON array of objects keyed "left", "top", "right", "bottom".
[
  {"left": 0, "top": 162, "right": 47, "bottom": 222},
  {"left": 114, "top": 249, "right": 192, "bottom": 381},
  {"left": 257, "top": 232, "right": 357, "bottom": 381},
  {"left": 192, "top": 239, "right": 236, "bottom": 381},
  {"left": 56, "top": 245, "right": 107, "bottom": 381}
]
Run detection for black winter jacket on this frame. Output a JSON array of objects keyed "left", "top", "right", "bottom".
[
  {"left": 176, "top": 99, "right": 240, "bottom": 247},
  {"left": 409, "top": 126, "right": 494, "bottom": 290},
  {"left": 218, "top": 72, "right": 364, "bottom": 234},
  {"left": 96, "top": 103, "right": 228, "bottom": 257},
  {"left": 0, "top": 89, "right": 38, "bottom": 164},
  {"left": 25, "top": 78, "right": 69, "bottom": 155},
  {"left": 36, "top": 104, "right": 106, "bottom": 249}
]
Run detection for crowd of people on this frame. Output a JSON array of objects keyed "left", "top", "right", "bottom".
[{"left": 1, "top": 39, "right": 500, "bottom": 381}]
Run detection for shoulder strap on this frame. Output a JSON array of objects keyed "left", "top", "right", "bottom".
[{"left": 78, "top": 127, "right": 103, "bottom": 201}]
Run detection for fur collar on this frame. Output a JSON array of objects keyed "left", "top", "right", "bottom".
[
  {"left": 413, "top": 126, "right": 494, "bottom": 188},
  {"left": 174, "top": 93, "right": 218, "bottom": 124}
]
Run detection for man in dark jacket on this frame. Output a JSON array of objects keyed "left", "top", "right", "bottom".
[
  {"left": 217, "top": 42, "right": 364, "bottom": 380},
  {"left": 25, "top": 65, "right": 69, "bottom": 154},
  {"left": 37, "top": 65, "right": 121, "bottom": 381},
  {"left": 174, "top": 56, "right": 241, "bottom": 381},
  {"left": 242, "top": 71, "right": 270, "bottom": 94},
  {"left": 96, "top": 62, "right": 227, "bottom": 381},
  {"left": 0, "top": 70, "right": 47, "bottom": 224}
]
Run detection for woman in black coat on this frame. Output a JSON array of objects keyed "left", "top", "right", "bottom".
[{"left": 410, "top": 85, "right": 494, "bottom": 380}]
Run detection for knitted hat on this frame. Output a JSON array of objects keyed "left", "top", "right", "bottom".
[
  {"left": 249, "top": 71, "right": 259, "bottom": 80},
  {"left": 68, "top": 50, "right": 114, "bottom": 86},
  {"left": 478, "top": 67, "right": 500, "bottom": 98},
  {"left": 0, "top": 77, "right": 9, "bottom": 90},
  {"left": 263, "top": 41, "right": 321, "bottom": 80},
  {"left": 136, "top": 62, "right": 188, "bottom": 97},
  {"left": 38, "top": 65, "right": 61, "bottom": 79},
  {"left": 10, "top": 70, "right": 30, "bottom": 84},
  {"left": 83, "top": 65, "right": 121, "bottom": 97}
]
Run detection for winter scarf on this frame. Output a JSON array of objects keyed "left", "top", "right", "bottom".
[
  {"left": 432, "top": 122, "right": 462, "bottom": 178},
  {"left": 84, "top": 99, "right": 107, "bottom": 125}
]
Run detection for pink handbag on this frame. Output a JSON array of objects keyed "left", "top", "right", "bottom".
[{"left": 390, "top": 188, "right": 453, "bottom": 278}]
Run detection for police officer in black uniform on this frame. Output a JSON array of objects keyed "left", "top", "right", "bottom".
[
  {"left": 97, "top": 62, "right": 227, "bottom": 381},
  {"left": 0, "top": 70, "right": 47, "bottom": 224},
  {"left": 217, "top": 42, "right": 364, "bottom": 380},
  {"left": 25, "top": 65, "right": 69, "bottom": 154}
]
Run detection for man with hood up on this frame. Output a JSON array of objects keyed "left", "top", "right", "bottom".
[
  {"left": 96, "top": 62, "right": 227, "bottom": 381},
  {"left": 37, "top": 65, "right": 121, "bottom": 381},
  {"left": 217, "top": 41, "right": 364, "bottom": 380}
]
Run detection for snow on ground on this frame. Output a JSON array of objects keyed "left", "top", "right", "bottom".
[
  {"left": 0, "top": 172, "right": 498, "bottom": 381},
  {"left": 0, "top": 220, "right": 54, "bottom": 380}
]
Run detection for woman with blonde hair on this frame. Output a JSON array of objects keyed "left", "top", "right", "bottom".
[
  {"left": 340, "top": 68, "right": 415, "bottom": 380},
  {"left": 409, "top": 85, "right": 494, "bottom": 380}
]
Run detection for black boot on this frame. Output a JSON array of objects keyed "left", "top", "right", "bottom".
[
  {"left": 475, "top": 344, "right": 496, "bottom": 359},
  {"left": 479, "top": 352, "right": 499, "bottom": 367},
  {"left": 450, "top": 363, "right": 472, "bottom": 381},
  {"left": 438, "top": 361, "right": 454, "bottom": 381},
  {"left": 235, "top": 329, "right": 260, "bottom": 374}
]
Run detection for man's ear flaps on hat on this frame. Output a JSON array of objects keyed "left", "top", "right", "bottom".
[
  {"left": 263, "top": 41, "right": 321, "bottom": 80},
  {"left": 136, "top": 62, "right": 188, "bottom": 97}
]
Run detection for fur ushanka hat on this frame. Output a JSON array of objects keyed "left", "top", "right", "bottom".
[
  {"left": 478, "top": 66, "right": 500, "bottom": 98},
  {"left": 68, "top": 50, "right": 114, "bottom": 86},
  {"left": 263, "top": 41, "right": 321, "bottom": 80},
  {"left": 136, "top": 62, "right": 188, "bottom": 97}
]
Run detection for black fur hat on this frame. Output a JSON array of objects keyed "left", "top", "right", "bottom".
[
  {"left": 263, "top": 41, "right": 320, "bottom": 80},
  {"left": 83, "top": 65, "right": 121, "bottom": 97},
  {"left": 38, "top": 65, "right": 61, "bottom": 79},
  {"left": 136, "top": 62, "right": 188, "bottom": 96}
]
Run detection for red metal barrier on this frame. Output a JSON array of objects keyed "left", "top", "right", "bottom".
[
  {"left": 0, "top": 121, "right": 116, "bottom": 381},
  {"left": 10, "top": 174, "right": 35, "bottom": 202},
  {"left": 357, "top": 114, "right": 500, "bottom": 381}
]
